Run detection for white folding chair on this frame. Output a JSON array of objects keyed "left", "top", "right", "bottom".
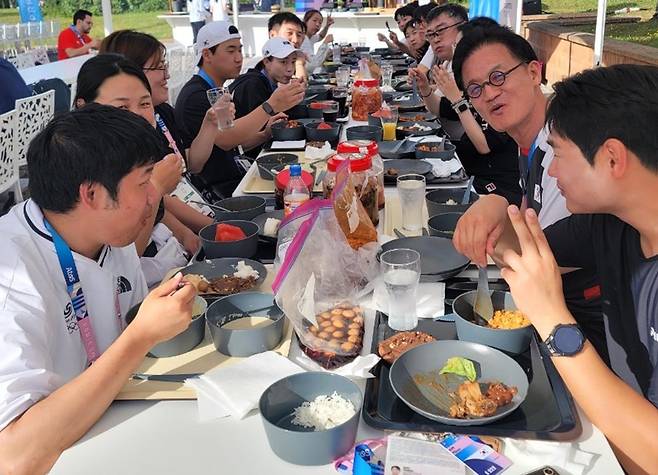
[
  {"left": 15, "top": 51, "right": 36, "bottom": 69},
  {"left": 0, "top": 110, "right": 23, "bottom": 203},
  {"left": 14, "top": 90, "right": 55, "bottom": 167}
]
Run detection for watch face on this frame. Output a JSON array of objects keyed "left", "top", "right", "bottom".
[{"left": 554, "top": 326, "right": 583, "bottom": 354}]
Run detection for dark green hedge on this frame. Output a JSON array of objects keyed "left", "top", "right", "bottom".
[{"left": 44, "top": 0, "right": 168, "bottom": 15}]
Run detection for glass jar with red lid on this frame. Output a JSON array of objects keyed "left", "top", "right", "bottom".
[
  {"left": 323, "top": 152, "right": 379, "bottom": 226},
  {"left": 351, "top": 78, "right": 382, "bottom": 121},
  {"left": 338, "top": 140, "right": 385, "bottom": 210}
]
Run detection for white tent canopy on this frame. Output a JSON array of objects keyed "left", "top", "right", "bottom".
[{"left": 96, "top": 0, "right": 606, "bottom": 68}]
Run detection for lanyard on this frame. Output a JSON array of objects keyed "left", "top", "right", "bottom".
[
  {"left": 69, "top": 25, "right": 85, "bottom": 46},
  {"left": 198, "top": 69, "right": 217, "bottom": 89},
  {"left": 520, "top": 136, "right": 539, "bottom": 193},
  {"left": 45, "top": 219, "right": 101, "bottom": 364},
  {"left": 155, "top": 113, "right": 187, "bottom": 173}
]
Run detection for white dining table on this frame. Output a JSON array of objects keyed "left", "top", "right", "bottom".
[
  {"left": 18, "top": 53, "right": 91, "bottom": 86},
  {"left": 49, "top": 124, "right": 625, "bottom": 474}
]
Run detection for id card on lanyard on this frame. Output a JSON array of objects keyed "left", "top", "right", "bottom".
[
  {"left": 520, "top": 138, "right": 540, "bottom": 210},
  {"left": 45, "top": 219, "right": 121, "bottom": 365}
]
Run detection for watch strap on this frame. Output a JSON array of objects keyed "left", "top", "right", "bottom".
[{"left": 262, "top": 101, "right": 276, "bottom": 116}]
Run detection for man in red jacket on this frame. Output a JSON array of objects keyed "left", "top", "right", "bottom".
[{"left": 57, "top": 9, "right": 101, "bottom": 60}]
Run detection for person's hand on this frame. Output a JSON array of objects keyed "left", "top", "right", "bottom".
[
  {"left": 131, "top": 272, "right": 197, "bottom": 346},
  {"left": 179, "top": 227, "right": 201, "bottom": 255},
  {"left": 431, "top": 64, "right": 462, "bottom": 103},
  {"left": 326, "top": 16, "right": 335, "bottom": 27},
  {"left": 408, "top": 67, "right": 431, "bottom": 97},
  {"left": 389, "top": 31, "right": 399, "bottom": 44},
  {"left": 263, "top": 112, "right": 288, "bottom": 137},
  {"left": 152, "top": 153, "right": 183, "bottom": 195},
  {"left": 377, "top": 32, "right": 387, "bottom": 42},
  {"left": 269, "top": 79, "right": 306, "bottom": 112},
  {"left": 500, "top": 206, "right": 572, "bottom": 338},
  {"left": 89, "top": 39, "right": 101, "bottom": 50},
  {"left": 452, "top": 193, "right": 510, "bottom": 267},
  {"left": 203, "top": 101, "right": 235, "bottom": 129},
  {"left": 323, "top": 33, "right": 334, "bottom": 44}
]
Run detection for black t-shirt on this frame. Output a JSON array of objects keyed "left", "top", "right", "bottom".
[
  {"left": 174, "top": 74, "right": 244, "bottom": 198},
  {"left": 454, "top": 119, "right": 522, "bottom": 206},
  {"left": 228, "top": 67, "right": 274, "bottom": 158},
  {"left": 546, "top": 214, "right": 658, "bottom": 406}
]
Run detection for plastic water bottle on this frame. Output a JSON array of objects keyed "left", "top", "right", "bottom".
[
  {"left": 284, "top": 164, "right": 310, "bottom": 217},
  {"left": 332, "top": 44, "right": 341, "bottom": 64}
]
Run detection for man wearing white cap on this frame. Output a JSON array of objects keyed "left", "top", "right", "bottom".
[
  {"left": 175, "top": 21, "right": 305, "bottom": 197},
  {"left": 229, "top": 37, "right": 306, "bottom": 157}
]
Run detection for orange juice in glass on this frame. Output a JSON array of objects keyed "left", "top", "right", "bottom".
[{"left": 381, "top": 106, "right": 398, "bottom": 141}]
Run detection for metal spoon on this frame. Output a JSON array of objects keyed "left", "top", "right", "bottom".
[
  {"left": 390, "top": 137, "right": 409, "bottom": 155},
  {"left": 473, "top": 266, "right": 494, "bottom": 323},
  {"left": 189, "top": 201, "right": 231, "bottom": 213},
  {"left": 461, "top": 176, "right": 475, "bottom": 205},
  {"left": 393, "top": 228, "right": 407, "bottom": 239}
]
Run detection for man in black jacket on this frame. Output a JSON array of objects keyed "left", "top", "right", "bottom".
[{"left": 229, "top": 37, "right": 304, "bottom": 157}]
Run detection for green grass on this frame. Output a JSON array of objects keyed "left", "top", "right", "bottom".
[
  {"left": 542, "top": 0, "right": 655, "bottom": 13},
  {"left": 0, "top": 9, "right": 172, "bottom": 40},
  {"left": 578, "top": 15, "right": 658, "bottom": 47}
]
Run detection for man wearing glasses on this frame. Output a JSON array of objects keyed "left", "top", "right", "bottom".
[
  {"left": 451, "top": 26, "right": 607, "bottom": 361},
  {"left": 409, "top": 5, "right": 469, "bottom": 139}
]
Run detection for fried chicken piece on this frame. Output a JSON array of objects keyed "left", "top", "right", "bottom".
[
  {"left": 486, "top": 382, "right": 517, "bottom": 407},
  {"left": 449, "top": 381, "right": 499, "bottom": 418}
]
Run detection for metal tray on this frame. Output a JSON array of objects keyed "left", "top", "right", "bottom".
[{"left": 363, "top": 289, "right": 582, "bottom": 440}]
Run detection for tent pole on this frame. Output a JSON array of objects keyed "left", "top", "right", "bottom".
[
  {"left": 101, "top": 0, "right": 113, "bottom": 36},
  {"left": 232, "top": 0, "right": 240, "bottom": 29},
  {"left": 593, "top": 0, "right": 607, "bottom": 66},
  {"left": 515, "top": 0, "right": 523, "bottom": 34}
]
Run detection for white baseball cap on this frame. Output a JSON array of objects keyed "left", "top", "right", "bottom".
[
  {"left": 261, "top": 37, "right": 301, "bottom": 60},
  {"left": 195, "top": 21, "right": 241, "bottom": 65}
]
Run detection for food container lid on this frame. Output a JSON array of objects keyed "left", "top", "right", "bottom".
[
  {"left": 327, "top": 152, "right": 372, "bottom": 172},
  {"left": 338, "top": 140, "right": 379, "bottom": 157},
  {"left": 275, "top": 168, "right": 314, "bottom": 190},
  {"left": 353, "top": 78, "right": 379, "bottom": 87}
]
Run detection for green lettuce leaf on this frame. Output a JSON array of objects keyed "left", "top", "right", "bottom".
[{"left": 439, "top": 357, "right": 477, "bottom": 382}]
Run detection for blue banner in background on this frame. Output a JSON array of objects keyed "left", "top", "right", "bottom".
[
  {"left": 468, "top": 0, "right": 500, "bottom": 21},
  {"left": 18, "top": 0, "right": 43, "bottom": 22}
]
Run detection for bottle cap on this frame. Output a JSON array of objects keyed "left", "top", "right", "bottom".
[{"left": 289, "top": 164, "right": 302, "bottom": 177}]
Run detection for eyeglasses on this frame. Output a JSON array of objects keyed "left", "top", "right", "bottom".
[
  {"left": 425, "top": 21, "right": 466, "bottom": 40},
  {"left": 143, "top": 61, "right": 169, "bottom": 73},
  {"left": 465, "top": 61, "right": 526, "bottom": 99}
]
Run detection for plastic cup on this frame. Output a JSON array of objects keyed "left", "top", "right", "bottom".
[
  {"left": 381, "top": 248, "right": 421, "bottom": 331},
  {"left": 206, "top": 87, "right": 234, "bottom": 130}
]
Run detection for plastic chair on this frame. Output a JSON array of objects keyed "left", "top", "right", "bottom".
[
  {"left": 0, "top": 110, "right": 24, "bottom": 203},
  {"left": 15, "top": 51, "right": 36, "bottom": 69},
  {"left": 13, "top": 90, "right": 55, "bottom": 167}
]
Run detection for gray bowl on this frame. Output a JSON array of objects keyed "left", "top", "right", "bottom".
[
  {"left": 212, "top": 196, "right": 266, "bottom": 222},
  {"left": 452, "top": 290, "right": 533, "bottom": 354},
  {"left": 199, "top": 220, "right": 259, "bottom": 259},
  {"left": 259, "top": 372, "right": 362, "bottom": 465},
  {"left": 415, "top": 140, "right": 457, "bottom": 160},
  {"left": 306, "top": 85, "right": 332, "bottom": 101},
  {"left": 206, "top": 292, "right": 285, "bottom": 357},
  {"left": 427, "top": 212, "right": 463, "bottom": 239},
  {"left": 367, "top": 112, "right": 382, "bottom": 128},
  {"left": 305, "top": 121, "right": 340, "bottom": 145},
  {"left": 425, "top": 188, "right": 479, "bottom": 216},
  {"left": 346, "top": 125, "right": 382, "bottom": 142},
  {"left": 256, "top": 153, "right": 299, "bottom": 181},
  {"left": 271, "top": 122, "right": 306, "bottom": 141},
  {"left": 125, "top": 296, "right": 207, "bottom": 358}
]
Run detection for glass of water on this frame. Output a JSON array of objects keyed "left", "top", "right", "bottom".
[
  {"left": 336, "top": 65, "right": 350, "bottom": 88},
  {"left": 397, "top": 174, "right": 426, "bottom": 234},
  {"left": 206, "top": 87, "right": 234, "bottom": 130},
  {"left": 381, "top": 248, "right": 421, "bottom": 331},
  {"left": 381, "top": 63, "right": 394, "bottom": 91}
]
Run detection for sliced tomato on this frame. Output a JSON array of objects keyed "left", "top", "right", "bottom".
[{"left": 317, "top": 122, "right": 333, "bottom": 130}]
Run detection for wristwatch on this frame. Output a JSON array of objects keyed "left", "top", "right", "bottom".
[
  {"left": 543, "top": 323, "right": 585, "bottom": 357},
  {"left": 262, "top": 101, "right": 276, "bottom": 116},
  {"left": 451, "top": 97, "right": 470, "bottom": 113}
]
